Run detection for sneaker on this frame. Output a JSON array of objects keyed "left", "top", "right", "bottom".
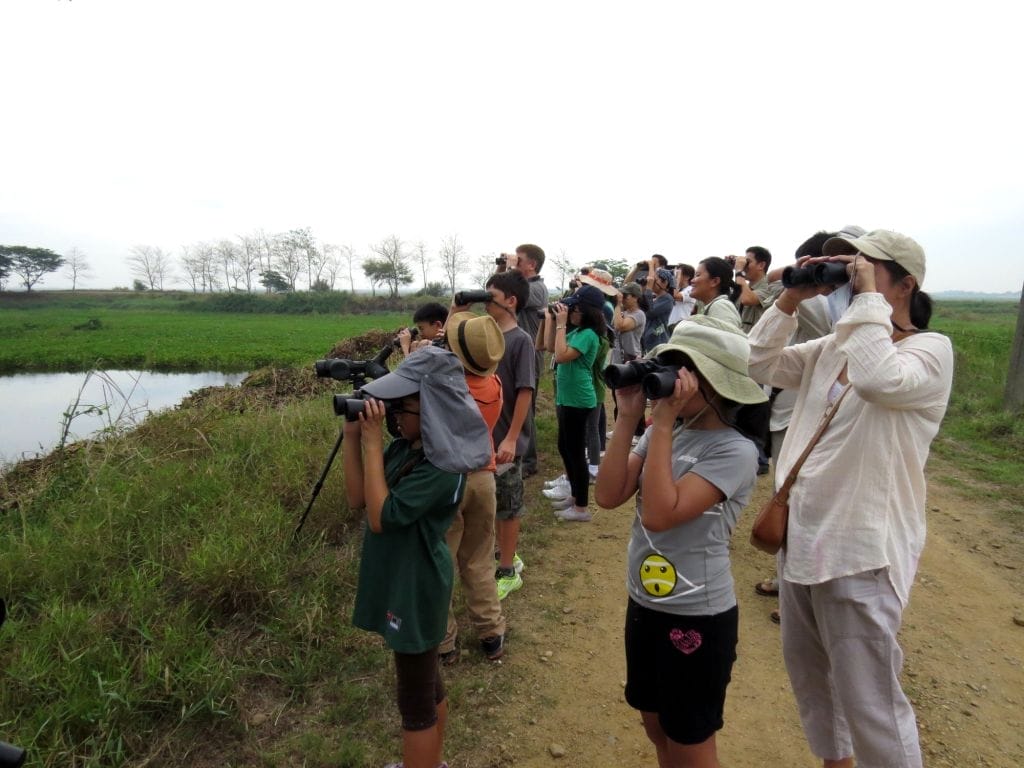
[
  {"left": 605, "top": 430, "right": 615, "bottom": 439},
  {"left": 550, "top": 496, "right": 576, "bottom": 511},
  {"left": 544, "top": 479, "right": 570, "bottom": 495},
  {"left": 495, "top": 569, "right": 523, "bottom": 600},
  {"left": 481, "top": 634, "right": 505, "bottom": 661},
  {"left": 542, "top": 486, "right": 571, "bottom": 500},
  {"left": 556, "top": 506, "right": 593, "bottom": 522},
  {"left": 588, "top": 464, "right": 599, "bottom": 478},
  {"left": 512, "top": 553, "right": 525, "bottom": 574},
  {"left": 544, "top": 474, "right": 567, "bottom": 488},
  {"left": 439, "top": 647, "right": 460, "bottom": 667}
]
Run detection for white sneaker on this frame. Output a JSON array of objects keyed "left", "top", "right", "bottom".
[
  {"left": 542, "top": 486, "right": 571, "bottom": 500},
  {"left": 588, "top": 464, "right": 599, "bottom": 478},
  {"left": 544, "top": 474, "right": 567, "bottom": 488},
  {"left": 550, "top": 496, "right": 576, "bottom": 511},
  {"left": 605, "top": 430, "right": 615, "bottom": 439},
  {"left": 556, "top": 506, "right": 592, "bottom": 522}
]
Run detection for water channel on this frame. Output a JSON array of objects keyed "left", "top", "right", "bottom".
[{"left": 0, "top": 370, "right": 248, "bottom": 466}]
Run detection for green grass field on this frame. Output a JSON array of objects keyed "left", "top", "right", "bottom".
[
  {"left": 0, "top": 293, "right": 1020, "bottom": 766},
  {"left": 0, "top": 292, "right": 411, "bottom": 373}
]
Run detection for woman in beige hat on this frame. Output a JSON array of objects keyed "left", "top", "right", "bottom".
[
  {"left": 747, "top": 230, "right": 953, "bottom": 768},
  {"left": 596, "top": 316, "right": 767, "bottom": 768}
]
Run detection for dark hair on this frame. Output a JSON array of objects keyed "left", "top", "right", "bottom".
[
  {"left": 486, "top": 269, "right": 529, "bottom": 314},
  {"left": 700, "top": 257, "right": 741, "bottom": 302},
  {"left": 793, "top": 230, "right": 836, "bottom": 259},
  {"left": 651, "top": 254, "right": 669, "bottom": 268},
  {"left": 877, "top": 261, "right": 933, "bottom": 329},
  {"left": 677, "top": 264, "right": 695, "bottom": 281},
  {"left": 516, "top": 244, "right": 545, "bottom": 272},
  {"left": 574, "top": 302, "right": 607, "bottom": 336},
  {"left": 412, "top": 302, "right": 447, "bottom": 325},
  {"left": 746, "top": 246, "right": 772, "bottom": 269}
]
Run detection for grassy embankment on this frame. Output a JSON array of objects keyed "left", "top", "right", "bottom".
[{"left": 0, "top": 294, "right": 1019, "bottom": 766}]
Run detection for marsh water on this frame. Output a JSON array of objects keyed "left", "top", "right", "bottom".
[{"left": 0, "top": 370, "right": 247, "bottom": 465}]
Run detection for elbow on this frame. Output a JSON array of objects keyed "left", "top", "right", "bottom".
[
  {"left": 639, "top": 512, "right": 671, "bottom": 533},
  {"left": 367, "top": 519, "right": 384, "bottom": 534}
]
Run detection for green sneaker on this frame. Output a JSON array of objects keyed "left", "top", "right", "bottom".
[
  {"left": 512, "top": 553, "right": 525, "bottom": 575},
  {"left": 495, "top": 569, "right": 523, "bottom": 600}
]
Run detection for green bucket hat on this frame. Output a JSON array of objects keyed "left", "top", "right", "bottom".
[{"left": 646, "top": 316, "right": 767, "bottom": 405}]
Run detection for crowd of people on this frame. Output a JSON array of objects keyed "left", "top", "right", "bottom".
[{"left": 341, "top": 232, "right": 954, "bottom": 768}]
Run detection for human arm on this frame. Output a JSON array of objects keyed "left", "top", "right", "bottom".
[
  {"left": 349, "top": 399, "right": 390, "bottom": 532},
  {"left": 551, "top": 304, "right": 582, "bottom": 363},
  {"left": 638, "top": 371, "right": 726, "bottom": 532},
  {"left": 594, "top": 383, "right": 646, "bottom": 508},
  {"left": 495, "top": 386, "right": 534, "bottom": 464},
  {"left": 537, "top": 311, "right": 553, "bottom": 351},
  {"left": 612, "top": 295, "right": 638, "bottom": 333}
]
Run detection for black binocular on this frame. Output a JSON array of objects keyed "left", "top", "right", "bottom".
[
  {"left": 781, "top": 262, "right": 849, "bottom": 289},
  {"left": 603, "top": 359, "right": 690, "bottom": 400}
]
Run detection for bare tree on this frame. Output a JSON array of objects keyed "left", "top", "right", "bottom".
[
  {"left": 339, "top": 244, "right": 361, "bottom": 292},
  {"left": 235, "top": 234, "right": 261, "bottom": 292},
  {"left": 413, "top": 240, "right": 430, "bottom": 289},
  {"left": 438, "top": 234, "right": 467, "bottom": 297},
  {"left": 127, "top": 245, "right": 174, "bottom": 290},
  {"left": 551, "top": 248, "right": 575, "bottom": 293},
  {"left": 320, "top": 243, "right": 341, "bottom": 289},
  {"left": 63, "top": 246, "right": 92, "bottom": 290},
  {"left": 274, "top": 230, "right": 307, "bottom": 291},
  {"left": 255, "top": 229, "right": 278, "bottom": 291},
  {"left": 215, "top": 240, "right": 242, "bottom": 291},
  {"left": 469, "top": 253, "right": 498, "bottom": 289}
]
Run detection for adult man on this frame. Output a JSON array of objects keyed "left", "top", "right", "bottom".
[
  {"left": 641, "top": 267, "right": 675, "bottom": 353},
  {"left": 734, "top": 246, "right": 782, "bottom": 333},
  {"left": 667, "top": 264, "right": 696, "bottom": 329},
  {"left": 498, "top": 244, "right": 547, "bottom": 478}
]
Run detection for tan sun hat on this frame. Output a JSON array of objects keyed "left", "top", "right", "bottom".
[
  {"left": 822, "top": 229, "right": 926, "bottom": 287},
  {"left": 646, "top": 316, "right": 768, "bottom": 404},
  {"left": 579, "top": 268, "right": 620, "bottom": 297},
  {"left": 446, "top": 311, "right": 506, "bottom": 377}
]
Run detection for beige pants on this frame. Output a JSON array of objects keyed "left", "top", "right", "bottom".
[
  {"left": 780, "top": 568, "right": 922, "bottom": 768},
  {"left": 440, "top": 470, "right": 504, "bottom": 652}
]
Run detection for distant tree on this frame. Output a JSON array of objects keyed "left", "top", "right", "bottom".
[
  {"left": 259, "top": 270, "right": 291, "bottom": 293},
  {"left": 469, "top": 253, "right": 497, "bottom": 289},
  {"left": 1, "top": 245, "right": 65, "bottom": 291},
  {"left": 417, "top": 281, "right": 448, "bottom": 297},
  {"left": 413, "top": 240, "right": 430, "bottom": 289},
  {"left": 274, "top": 230, "right": 309, "bottom": 291},
  {"left": 235, "top": 234, "right": 260, "bottom": 292},
  {"left": 133, "top": 279, "right": 149, "bottom": 292},
  {"left": 365, "top": 236, "right": 414, "bottom": 297},
  {"left": 310, "top": 278, "right": 332, "bottom": 292},
  {"left": 438, "top": 234, "right": 467, "bottom": 297},
  {"left": 127, "top": 245, "right": 173, "bottom": 290},
  {"left": 63, "top": 246, "right": 93, "bottom": 290},
  {"left": 215, "top": 240, "right": 242, "bottom": 291},
  {"left": 551, "top": 248, "right": 575, "bottom": 292},
  {"left": 339, "top": 244, "right": 360, "bottom": 292},
  {"left": 603, "top": 258, "right": 631, "bottom": 284},
  {"left": 0, "top": 249, "right": 10, "bottom": 289}
]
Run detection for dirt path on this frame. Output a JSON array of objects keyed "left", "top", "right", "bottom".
[{"left": 454, "top": 459, "right": 1024, "bottom": 767}]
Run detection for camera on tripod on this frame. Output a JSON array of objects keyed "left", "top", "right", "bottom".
[{"left": 314, "top": 345, "right": 393, "bottom": 383}]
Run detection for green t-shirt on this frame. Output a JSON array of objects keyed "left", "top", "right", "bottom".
[
  {"left": 555, "top": 327, "right": 599, "bottom": 408},
  {"left": 351, "top": 439, "right": 465, "bottom": 653}
]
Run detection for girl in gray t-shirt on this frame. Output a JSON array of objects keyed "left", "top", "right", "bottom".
[{"left": 594, "top": 315, "right": 765, "bottom": 763}]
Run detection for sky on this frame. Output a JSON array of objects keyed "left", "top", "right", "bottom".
[{"left": 2, "top": 0, "right": 1023, "bottom": 294}]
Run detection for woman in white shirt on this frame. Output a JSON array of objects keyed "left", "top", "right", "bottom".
[{"left": 747, "top": 230, "right": 953, "bottom": 768}]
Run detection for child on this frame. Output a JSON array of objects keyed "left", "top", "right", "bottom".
[
  {"left": 438, "top": 311, "right": 508, "bottom": 663},
  {"left": 344, "top": 345, "right": 492, "bottom": 768},
  {"left": 594, "top": 316, "right": 767, "bottom": 768},
  {"left": 397, "top": 302, "right": 447, "bottom": 356}
]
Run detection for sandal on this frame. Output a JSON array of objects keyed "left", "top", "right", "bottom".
[
  {"left": 770, "top": 609, "right": 781, "bottom": 624},
  {"left": 755, "top": 578, "right": 779, "bottom": 597}
]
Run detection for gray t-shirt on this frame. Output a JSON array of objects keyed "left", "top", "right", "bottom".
[
  {"left": 611, "top": 308, "right": 646, "bottom": 363},
  {"left": 627, "top": 425, "right": 757, "bottom": 615},
  {"left": 517, "top": 276, "right": 548, "bottom": 343},
  {"left": 493, "top": 325, "right": 537, "bottom": 455}
]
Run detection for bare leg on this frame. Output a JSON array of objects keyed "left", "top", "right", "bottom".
[
  {"left": 824, "top": 760, "right": 853, "bottom": 768},
  {"left": 639, "top": 712, "right": 720, "bottom": 768},
  {"left": 497, "top": 517, "right": 520, "bottom": 570}
]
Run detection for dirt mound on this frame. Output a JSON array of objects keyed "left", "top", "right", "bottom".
[{"left": 324, "top": 328, "right": 400, "bottom": 360}]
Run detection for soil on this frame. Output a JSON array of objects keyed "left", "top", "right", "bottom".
[{"left": 450, "top": 457, "right": 1024, "bottom": 767}]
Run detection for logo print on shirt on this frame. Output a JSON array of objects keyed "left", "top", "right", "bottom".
[
  {"left": 639, "top": 554, "right": 677, "bottom": 596},
  {"left": 386, "top": 610, "right": 402, "bottom": 632},
  {"left": 669, "top": 628, "right": 702, "bottom": 655}
]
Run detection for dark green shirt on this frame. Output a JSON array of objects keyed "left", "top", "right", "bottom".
[{"left": 352, "top": 439, "right": 465, "bottom": 653}]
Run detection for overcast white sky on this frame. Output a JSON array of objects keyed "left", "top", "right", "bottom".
[{"left": 2, "top": 0, "right": 1022, "bottom": 294}]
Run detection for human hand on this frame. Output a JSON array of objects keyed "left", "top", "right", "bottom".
[
  {"left": 495, "top": 437, "right": 516, "bottom": 465},
  {"left": 553, "top": 302, "right": 570, "bottom": 323},
  {"left": 357, "top": 398, "right": 387, "bottom": 446},
  {"left": 614, "top": 383, "right": 647, "bottom": 420},
  {"left": 651, "top": 368, "right": 700, "bottom": 426}
]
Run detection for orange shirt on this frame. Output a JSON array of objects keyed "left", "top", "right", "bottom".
[{"left": 465, "top": 373, "right": 503, "bottom": 472}]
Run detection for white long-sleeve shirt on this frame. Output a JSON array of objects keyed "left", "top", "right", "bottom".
[{"left": 747, "top": 293, "right": 954, "bottom": 606}]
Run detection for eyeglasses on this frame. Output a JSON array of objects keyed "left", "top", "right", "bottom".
[{"left": 390, "top": 405, "right": 420, "bottom": 416}]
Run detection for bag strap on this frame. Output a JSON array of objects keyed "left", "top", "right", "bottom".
[{"left": 776, "top": 384, "right": 852, "bottom": 495}]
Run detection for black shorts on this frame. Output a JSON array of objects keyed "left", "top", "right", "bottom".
[{"left": 624, "top": 599, "right": 738, "bottom": 745}]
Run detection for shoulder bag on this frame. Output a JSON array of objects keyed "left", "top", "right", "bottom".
[{"left": 749, "top": 384, "right": 852, "bottom": 554}]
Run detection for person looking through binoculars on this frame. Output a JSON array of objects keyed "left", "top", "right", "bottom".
[{"left": 342, "top": 345, "right": 492, "bottom": 768}]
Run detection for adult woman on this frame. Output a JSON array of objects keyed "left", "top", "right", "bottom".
[
  {"left": 690, "top": 257, "right": 742, "bottom": 330},
  {"left": 344, "top": 346, "right": 492, "bottom": 768},
  {"left": 541, "top": 284, "right": 607, "bottom": 522},
  {"left": 747, "top": 230, "right": 953, "bottom": 768},
  {"left": 596, "top": 316, "right": 767, "bottom": 768}
]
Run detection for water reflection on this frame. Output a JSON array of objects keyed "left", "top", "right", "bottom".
[{"left": 1, "top": 370, "right": 248, "bottom": 465}]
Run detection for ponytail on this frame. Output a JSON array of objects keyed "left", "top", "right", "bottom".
[
  {"left": 700, "top": 257, "right": 740, "bottom": 302},
  {"left": 910, "top": 288, "right": 933, "bottom": 329}
]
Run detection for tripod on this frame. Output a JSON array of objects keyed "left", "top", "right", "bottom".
[{"left": 0, "top": 599, "right": 26, "bottom": 767}]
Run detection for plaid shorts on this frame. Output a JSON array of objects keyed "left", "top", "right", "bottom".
[{"left": 494, "top": 458, "right": 525, "bottom": 521}]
